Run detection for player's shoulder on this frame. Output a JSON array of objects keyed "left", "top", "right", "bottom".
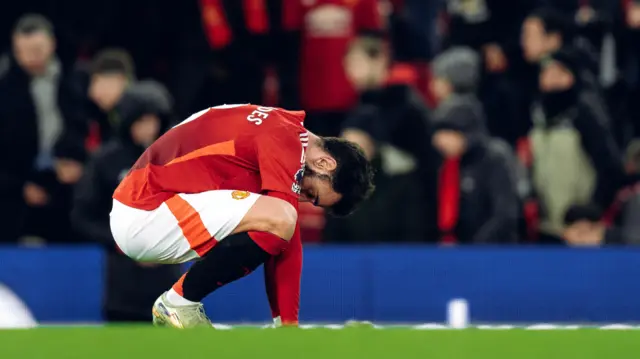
[
  {"left": 243, "top": 105, "right": 307, "bottom": 139},
  {"left": 246, "top": 105, "right": 306, "bottom": 128}
]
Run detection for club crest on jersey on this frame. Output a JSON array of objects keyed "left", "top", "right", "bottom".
[
  {"left": 231, "top": 190, "right": 250, "bottom": 200},
  {"left": 291, "top": 168, "right": 304, "bottom": 195}
]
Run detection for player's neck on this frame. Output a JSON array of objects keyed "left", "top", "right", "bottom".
[{"left": 307, "top": 131, "right": 320, "bottom": 144}]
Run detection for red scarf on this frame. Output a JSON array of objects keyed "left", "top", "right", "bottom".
[
  {"left": 200, "top": 0, "right": 269, "bottom": 49},
  {"left": 438, "top": 158, "right": 460, "bottom": 244}
]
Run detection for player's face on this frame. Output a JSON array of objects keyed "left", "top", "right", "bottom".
[{"left": 299, "top": 165, "right": 342, "bottom": 208}]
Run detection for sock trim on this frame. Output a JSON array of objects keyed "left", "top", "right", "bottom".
[
  {"left": 248, "top": 231, "right": 288, "bottom": 255},
  {"left": 172, "top": 273, "right": 186, "bottom": 296},
  {"left": 166, "top": 288, "right": 199, "bottom": 306}
]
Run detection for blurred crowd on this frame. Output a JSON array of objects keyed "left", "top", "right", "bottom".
[{"left": 3, "top": 0, "right": 640, "bottom": 250}]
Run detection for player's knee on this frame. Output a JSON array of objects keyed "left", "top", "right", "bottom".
[
  {"left": 266, "top": 201, "right": 297, "bottom": 241},
  {"left": 237, "top": 196, "right": 298, "bottom": 241}
]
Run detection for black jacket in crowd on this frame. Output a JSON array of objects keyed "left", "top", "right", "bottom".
[
  {"left": 537, "top": 51, "right": 624, "bottom": 208},
  {"left": 602, "top": 180, "right": 640, "bottom": 245},
  {"left": 445, "top": 0, "right": 538, "bottom": 60},
  {"left": 433, "top": 93, "right": 520, "bottom": 243},
  {"left": 71, "top": 82, "right": 180, "bottom": 320},
  {"left": 0, "top": 54, "right": 86, "bottom": 242},
  {"left": 329, "top": 84, "right": 439, "bottom": 242}
]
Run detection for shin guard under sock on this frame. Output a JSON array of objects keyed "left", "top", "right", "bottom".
[{"left": 178, "top": 232, "right": 272, "bottom": 302}]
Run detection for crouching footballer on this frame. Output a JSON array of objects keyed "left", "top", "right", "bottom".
[{"left": 109, "top": 104, "right": 374, "bottom": 328}]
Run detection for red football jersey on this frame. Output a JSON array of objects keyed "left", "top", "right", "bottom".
[
  {"left": 284, "top": 0, "right": 383, "bottom": 112},
  {"left": 113, "top": 104, "right": 308, "bottom": 210}
]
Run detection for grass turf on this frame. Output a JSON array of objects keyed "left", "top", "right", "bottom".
[{"left": 1, "top": 326, "right": 639, "bottom": 359}]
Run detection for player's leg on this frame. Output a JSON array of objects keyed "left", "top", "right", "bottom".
[
  {"left": 153, "top": 190, "right": 297, "bottom": 328},
  {"left": 110, "top": 199, "right": 194, "bottom": 264}
]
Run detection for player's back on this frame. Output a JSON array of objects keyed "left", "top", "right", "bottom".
[{"left": 113, "top": 104, "right": 307, "bottom": 210}]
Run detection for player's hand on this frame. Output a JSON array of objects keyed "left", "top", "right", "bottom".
[
  {"left": 55, "top": 159, "right": 84, "bottom": 184},
  {"left": 23, "top": 182, "right": 49, "bottom": 207},
  {"left": 483, "top": 44, "right": 507, "bottom": 73}
]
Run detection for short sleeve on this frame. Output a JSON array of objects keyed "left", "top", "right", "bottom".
[
  {"left": 354, "top": 0, "right": 383, "bottom": 31},
  {"left": 255, "top": 124, "right": 306, "bottom": 198}
]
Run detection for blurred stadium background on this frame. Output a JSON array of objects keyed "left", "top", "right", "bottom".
[{"left": 1, "top": 0, "right": 640, "bottom": 329}]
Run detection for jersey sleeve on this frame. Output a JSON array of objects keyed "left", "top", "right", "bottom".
[
  {"left": 255, "top": 123, "right": 306, "bottom": 198},
  {"left": 264, "top": 223, "right": 302, "bottom": 325}
]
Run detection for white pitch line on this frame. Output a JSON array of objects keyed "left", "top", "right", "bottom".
[{"left": 31, "top": 323, "right": 640, "bottom": 330}]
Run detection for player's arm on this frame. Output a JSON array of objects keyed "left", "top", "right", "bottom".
[
  {"left": 254, "top": 123, "right": 306, "bottom": 326},
  {"left": 264, "top": 192, "right": 302, "bottom": 326}
]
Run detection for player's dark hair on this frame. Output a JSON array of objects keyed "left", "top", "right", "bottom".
[
  {"left": 529, "top": 7, "right": 574, "bottom": 42},
  {"left": 91, "top": 48, "right": 135, "bottom": 80},
  {"left": 13, "top": 14, "right": 54, "bottom": 37},
  {"left": 322, "top": 137, "right": 375, "bottom": 217}
]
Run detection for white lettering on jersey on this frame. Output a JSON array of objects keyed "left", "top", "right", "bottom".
[
  {"left": 291, "top": 132, "right": 309, "bottom": 195},
  {"left": 247, "top": 106, "right": 274, "bottom": 125},
  {"left": 173, "top": 104, "right": 247, "bottom": 129}
]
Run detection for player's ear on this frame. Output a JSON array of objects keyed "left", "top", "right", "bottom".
[{"left": 315, "top": 155, "right": 337, "bottom": 173}]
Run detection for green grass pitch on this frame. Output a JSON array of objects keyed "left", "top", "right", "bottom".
[{"left": 1, "top": 326, "right": 639, "bottom": 359}]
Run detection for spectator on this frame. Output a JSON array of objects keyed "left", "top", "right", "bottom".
[
  {"left": 522, "top": 8, "right": 571, "bottom": 64},
  {"left": 521, "top": 8, "right": 603, "bottom": 102},
  {"left": 569, "top": 141, "right": 640, "bottom": 246},
  {"left": 617, "top": 0, "right": 640, "bottom": 140},
  {"left": 389, "top": 0, "right": 440, "bottom": 62},
  {"left": 539, "top": 0, "right": 618, "bottom": 87},
  {"left": 443, "top": 0, "right": 537, "bottom": 71},
  {"left": 72, "top": 81, "right": 180, "bottom": 322},
  {"left": 86, "top": 49, "right": 136, "bottom": 147},
  {"left": 443, "top": 0, "right": 537, "bottom": 146},
  {"left": 530, "top": 48, "right": 623, "bottom": 241},
  {"left": 331, "top": 36, "right": 437, "bottom": 242},
  {"left": 430, "top": 47, "right": 520, "bottom": 244},
  {"left": 286, "top": 0, "right": 384, "bottom": 137},
  {"left": 563, "top": 203, "right": 640, "bottom": 246},
  {"left": 0, "top": 14, "right": 85, "bottom": 243},
  {"left": 168, "top": 0, "right": 299, "bottom": 118},
  {"left": 523, "top": 6, "right": 634, "bottom": 148}
]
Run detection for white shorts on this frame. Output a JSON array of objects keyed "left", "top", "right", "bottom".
[{"left": 109, "top": 190, "right": 260, "bottom": 264}]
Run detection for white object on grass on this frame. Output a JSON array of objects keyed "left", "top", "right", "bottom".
[
  {"left": 0, "top": 283, "right": 37, "bottom": 329},
  {"left": 447, "top": 298, "right": 469, "bottom": 329},
  {"left": 272, "top": 316, "right": 282, "bottom": 328}
]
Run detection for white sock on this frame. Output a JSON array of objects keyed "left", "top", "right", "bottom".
[{"left": 166, "top": 288, "right": 199, "bottom": 307}]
